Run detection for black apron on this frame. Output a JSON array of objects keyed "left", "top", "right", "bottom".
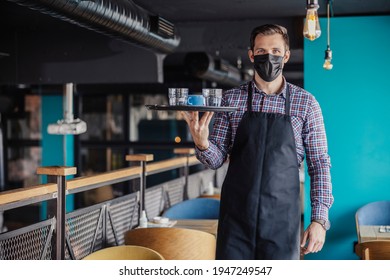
[{"left": 216, "top": 81, "right": 300, "bottom": 260}]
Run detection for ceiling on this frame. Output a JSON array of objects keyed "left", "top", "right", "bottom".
[
  {"left": 0, "top": 0, "right": 389, "bottom": 86},
  {"left": 2, "top": 0, "right": 389, "bottom": 27},
  {"left": 133, "top": 0, "right": 390, "bottom": 22}
]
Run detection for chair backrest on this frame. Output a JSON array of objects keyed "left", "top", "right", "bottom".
[
  {"left": 355, "top": 241, "right": 390, "bottom": 260},
  {"left": 162, "top": 198, "right": 220, "bottom": 219},
  {"left": 124, "top": 227, "right": 216, "bottom": 260},
  {"left": 82, "top": 245, "right": 164, "bottom": 260},
  {"left": 356, "top": 201, "right": 390, "bottom": 226}
]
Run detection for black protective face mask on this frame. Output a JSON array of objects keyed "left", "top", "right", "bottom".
[{"left": 253, "top": 54, "right": 284, "bottom": 82}]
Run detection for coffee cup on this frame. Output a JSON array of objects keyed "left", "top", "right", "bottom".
[{"left": 187, "top": 94, "right": 205, "bottom": 106}]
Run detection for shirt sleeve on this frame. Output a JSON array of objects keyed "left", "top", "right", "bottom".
[
  {"left": 302, "top": 96, "right": 334, "bottom": 222},
  {"left": 195, "top": 93, "right": 232, "bottom": 170}
]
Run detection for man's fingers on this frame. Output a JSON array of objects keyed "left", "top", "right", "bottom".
[
  {"left": 304, "top": 238, "right": 325, "bottom": 254},
  {"left": 300, "top": 222, "right": 326, "bottom": 255},
  {"left": 180, "top": 111, "right": 199, "bottom": 125},
  {"left": 300, "top": 231, "right": 308, "bottom": 248},
  {"left": 180, "top": 111, "right": 191, "bottom": 123},
  {"left": 300, "top": 231, "right": 309, "bottom": 255},
  {"left": 192, "top": 111, "right": 199, "bottom": 122},
  {"left": 205, "top": 112, "right": 214, "bottom": 124},
  {"left": 313, "top": 240, "right": 324, "bottom": 253},
  {"left": 199, "top": 112, "right": 214, "bottom": 126},
  {"left": 305, "top": 239, "right": 316, "bottom": 254}
]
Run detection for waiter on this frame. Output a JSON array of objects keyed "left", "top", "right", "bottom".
[{"left": 181, "top": 24, "right": 334, "bottom": 260}]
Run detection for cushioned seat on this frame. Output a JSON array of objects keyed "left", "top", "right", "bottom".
[
  {"left": 82, "top": 245, "right": 164, "bottom": 260},
  {"left": 162, "top": 198, "right": 220, "bottom": 219}
]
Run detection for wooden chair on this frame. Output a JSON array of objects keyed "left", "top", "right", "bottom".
[
  {"left": 124, "top": 227, "right": 216, "bottom": 260},
  {"left": 355, "top": 200, "right": 390, "bottom": 242},
  {"left": 355, "top": 241, "right": 390, "bottom": 260},
  {"left": 82, "top": 245, "right": 164, "bottom": 260}
]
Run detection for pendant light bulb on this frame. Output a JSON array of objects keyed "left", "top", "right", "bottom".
[
  {"left": 323, "top": 47, "right": 333, "bottom": 70},
  {"left": 323, "top": 0, "right": 334, "bottom": 70},
  {"left": 303, "top": 0, "right": 321, "bottom": 41}
]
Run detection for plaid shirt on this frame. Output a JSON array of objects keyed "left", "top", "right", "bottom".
[{"left": 196, "top": 80, "right": 333, "bottom": 222}]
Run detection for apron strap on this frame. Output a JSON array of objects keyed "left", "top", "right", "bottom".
[
  {"left": 247, "top": 81, "right": 253, "bottom": 112},
  {"left": 285, "top": 85, "right": 290, "bottom": 116}
]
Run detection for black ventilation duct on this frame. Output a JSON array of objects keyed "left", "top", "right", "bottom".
[
  {"left": 185, "top": 52, "right": 245, "bottom": 87},
  {"left": 7, "top": 0, "right": 180, "bottom": 54}
]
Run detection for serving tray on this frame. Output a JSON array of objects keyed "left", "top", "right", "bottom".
[{"left": 145, "top": 104, "right": 238, "bottom": 112}]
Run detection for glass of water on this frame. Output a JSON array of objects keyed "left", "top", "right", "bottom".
[
  {"left": 202, "top": 88, "right": 223, "bottom": 107},
  {"left": 168, "top": 88, "right": 189, "bottom": 106}
]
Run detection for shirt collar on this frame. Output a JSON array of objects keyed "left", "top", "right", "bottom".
[{"left": 251, "top": 77, "right": 287, "bottom": 99}]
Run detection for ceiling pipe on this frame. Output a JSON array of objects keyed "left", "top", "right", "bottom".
[
  {"left": 7, "top": 0, "right": 180, "bottom": 54},
  {"left": 185, "top": 52, "right": 247, "bottom": 87},
  {"left": 47, "top": 83, "right": 87, "bottom": 135}
]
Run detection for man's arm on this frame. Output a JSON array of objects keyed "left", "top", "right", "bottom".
[
  {"left": 303, "top": 96, "right": 334, "bottom": 222},
  {"left": 195, "top": 109, "right": 232, "bottom": 169},
  {"left": 181, "top": 93, "right": 232, "bottom": 170},
  {"left": 301, "top": 95, "right": 334, "bottom": 254}
]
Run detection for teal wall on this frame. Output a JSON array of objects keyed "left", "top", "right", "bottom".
[
  {"left": 303, "top": 15, "right": 390, "bottom": 259},
  {"left": 41, "top": 95, "right": 74, "bottom": 219}
]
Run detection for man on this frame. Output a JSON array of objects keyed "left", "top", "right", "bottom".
[{"left": 181, "top": 24, "right": 333, "bottom": 260}]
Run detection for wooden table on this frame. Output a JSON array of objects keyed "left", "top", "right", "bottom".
[
  {"left": 359, "top": 226, "right": 390, "bottom": 242},
  {"left": 174, "top": 219, "right": 218, "bottom": 237},
  {"left": 199, "top": 193, "right": 221, "bottom": 200}
]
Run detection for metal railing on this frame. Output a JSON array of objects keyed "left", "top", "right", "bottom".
[{"left": 0, "top": 149, "right": 206, "bottom": 260}]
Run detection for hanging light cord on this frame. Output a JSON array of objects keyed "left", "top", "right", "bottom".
[{"left": 327, "top": 0, "right": 330, "bottom": 48}]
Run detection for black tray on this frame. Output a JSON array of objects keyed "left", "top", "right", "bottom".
[{"left": 145, "top": 104, "right": 238, "bottom": 112}]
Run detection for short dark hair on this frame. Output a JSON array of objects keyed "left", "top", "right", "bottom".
[{"left": 250, "top": 24, "right": 290, "bottom": 51}]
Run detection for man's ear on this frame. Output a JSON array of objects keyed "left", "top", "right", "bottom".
[
  {"left": 283, "top": 50, "right": 291, "bottom": 64},
  {"left": 248, "top": 49, "right": 254, "bottom": 63}
]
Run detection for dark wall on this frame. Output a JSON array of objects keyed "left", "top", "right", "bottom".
[
  {"left": 0, "top": 2, "right": 303, "bottom": 87},
  {"left": 0, "top": 25, "right": 162, "bottom": 85}
]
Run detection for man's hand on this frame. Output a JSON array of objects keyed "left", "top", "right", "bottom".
[
  {"left": 300, "top": 222, "right": 326, "bottom": 255},
  {"left": 180, "top": 111, "right": 214, "bottom": 150}
]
